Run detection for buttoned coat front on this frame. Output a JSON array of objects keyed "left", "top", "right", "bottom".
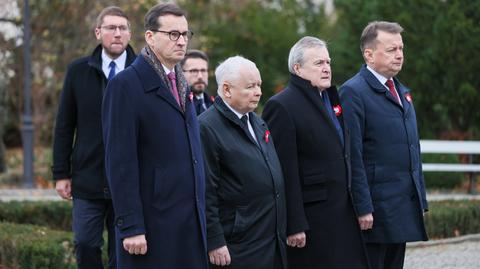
[
  {"left": 339, "top": 65, "right": 428, "bottom": 243},
  {"left": 199, "top": 98, "right": 287, "bottom": 269},
  {"left": 102, "top": 55, "right": 208, "bottom": 269},
  {"left": 262, "top": 74, "right": 369, "bottom": 269}
]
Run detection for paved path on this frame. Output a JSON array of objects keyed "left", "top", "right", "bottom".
[{"left": 405, "top": 234, "right": 480, "bottom": 269}]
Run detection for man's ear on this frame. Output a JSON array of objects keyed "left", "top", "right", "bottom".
[
  {"left": 223, "top": 83, "right": 231, "bottom": 98},
  {"left": 363, "top": 48, "right": 374, "bottom": 64},
  {"left": 293, "top": 64, "right": 301, "bottom": 75},
  {"left": 94, "top": 27, "right": 101, "bottom": 41},
  {"left": 145, "top": 31, "right": 154, "bottom": 47}
]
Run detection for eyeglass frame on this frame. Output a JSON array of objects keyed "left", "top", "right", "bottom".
[
  {"left": 98, "top": 25, "right": 131, "bottom": 33},
  {"left": 150, "top": 30, "right": 194, "bottom": 41},
  {"left": 183, "top": 68, "right": 208, "bottom": 75}
]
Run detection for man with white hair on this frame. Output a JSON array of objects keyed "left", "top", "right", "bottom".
[
  {"left": 199, "top": 56, "right": 287, "bottom": 269},
  {"left": 263, "top": 37, "right": 369, "bottom": 268}
]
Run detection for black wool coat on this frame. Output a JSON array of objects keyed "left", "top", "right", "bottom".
[
  {"left": 199, "top": 98, "right": 287, "bottom": 269},
  {"left": 52, "top": 44, "right": 136, "bottom": 199},
  {"left": 262, "top": 74, "right": 369, "bottom": 269}
]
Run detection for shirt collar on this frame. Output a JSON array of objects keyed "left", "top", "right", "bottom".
[
  {"left": 195, "top": 92, "right": 205, "bottom": 100},
  {"left": 102, "top": 49, "right": 127, "bottom": 71},
  {"left": 224, "top": 100, "right": 247, "bottom": 119},
  {"left": 366, "top": 65, "right": 390, "bottom": 86}
]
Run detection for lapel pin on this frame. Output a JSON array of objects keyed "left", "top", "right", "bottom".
[
  {"left": 188, "top": 92, "right": 194, "bottom": 102},
  {"left": 405, "top": 93, "right": 413, "bottom": 103},
  {"left": 333, "top": 105, "right": 342, "bottom": 117},
  {"left": 264, "top": 130, "right": 270, "bottom": 143}
]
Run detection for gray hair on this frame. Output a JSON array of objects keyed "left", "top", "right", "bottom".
[
  {"left": 215, "top": 56, "right": 258, "bottom": 98},
  {"left": 360, "top": 21, "right": 403, "bottom": 52},
  {"left": 288, "top": 36, "right": 327, "bottom": 74}
]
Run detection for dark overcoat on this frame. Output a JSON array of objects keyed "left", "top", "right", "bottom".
[
  {"left": 199, "top": 98, "right": 287, "bottom": 269},
  {"left": 262, "top": 74, "right": 369, "bottom": 269},
  {"left": 102, "top": 55, "right": 208, "bottom": 269},
  {"left": 52, "top": 44, "right": 135, "bottom": 199},
  {"left": 339, "top": 65, "right": 428, "bottom": 243}
]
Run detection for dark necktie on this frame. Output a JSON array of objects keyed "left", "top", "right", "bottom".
[
  {"left": 198, "top": 98, "right": 206, "bottom": 114},
  {"left": 386, "top": 79, "right": 400, "bottom": 104},
  {"left": 321, "top": 91, "right": 344, "bottom": 146},
  {"left": 108, "top": 61, "right": 116, "bottom": 80},
  {"left": 167, "top": 72, "right": 181, "bottom": 107},
  {"left": 241, "top": 114, "right": 248, "bottom": 126}
]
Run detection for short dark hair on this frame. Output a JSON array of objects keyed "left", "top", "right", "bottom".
[
  {"left": 96, "top": 6, "right": 129, "bottom": 28},
  {"left": 180, "top": 50, "right": 209, "bottom": 68},
  {"left": 144, "top": 3, "right": 186, "bottom": 31},
  {"left": 360, "top": 21, "right": 403, "bottom": 52}
]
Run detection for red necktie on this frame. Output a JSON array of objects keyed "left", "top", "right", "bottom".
[
  {"left": 386, "top": 79, "right": 400, "bottom": 104},
  {"left": 167, "top": 72, "right": 181, "bottom": 107}
]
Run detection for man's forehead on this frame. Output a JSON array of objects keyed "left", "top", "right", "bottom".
[
  {"left": 158, "top": 14, "right": 188, "bottom": 29},
  {"left": 103, "top": 15, "right": 128, "bottom": 24}
]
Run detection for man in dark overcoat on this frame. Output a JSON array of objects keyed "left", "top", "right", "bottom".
[
  {"left": 52, "top": 6, "right": 135, "bottom": 268},
  {"left": 101, "top": 3, "right": 208, "bottom": 269},
  {"left": 200, "top": 56, "right": 287, "bottom": 269},
  {"left": 339, "top": 21, "right": 428, "bottom": 269},
  {"left": 263, "top": 36, "right": 369, "bottom": 269}
]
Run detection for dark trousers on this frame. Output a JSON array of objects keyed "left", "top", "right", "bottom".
[
  {"left": 73, "top": 198, "right": 115, "bottom": 269},
  {"left": 366, "top": 243, "right": 406, "bottom": 269}
]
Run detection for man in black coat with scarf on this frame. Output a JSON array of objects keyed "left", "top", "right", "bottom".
[
  {"left": 51, "top": 6, "right": 135, "bottom": 269},
  {"left": 200, "top": 55, "right": 287, "bottom": 269},
  {"left": 263, "top": 36, "right": 369, "bottom": 269}
]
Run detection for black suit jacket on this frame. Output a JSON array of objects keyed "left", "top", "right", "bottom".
[
  {"left": 193, "top": 91, "right": 214, "bottom": 115},
  {"left": 263, "top": 74, "right": 369, "bottom": 269},
  {"left": 199, "top": 97, "right": 287, "bottom": 269}
]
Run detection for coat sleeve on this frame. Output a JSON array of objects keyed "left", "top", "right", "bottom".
[
  {"left": 262, "top": 99, "right": 309, "bottom": 236},
  {"left": 339, "top": 85, "right": 374, "bottom": 216},
  {"left": 51, "top": 64, "right": 77, "bottom": 180},
  {"left": 199, "top": 122, "right": 227, "bottom": 251},
  {"left": 102, "top": 77, "right": 145, "bottom": 239}
]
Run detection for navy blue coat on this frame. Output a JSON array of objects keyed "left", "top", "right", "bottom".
[
  {"left": 102, "top": 55, "right": 208, "bottom": 269},
  {"left": 339, "top": 65, "right": 428, "bottom": 243},
  {"left": 199, "top": 98, "right": 287, "bottom": 269},
  {"left": 263, "top": 74, "right": 369, "bottom": 269}
]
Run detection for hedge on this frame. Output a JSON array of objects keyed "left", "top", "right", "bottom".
[
  {"left": 0, "top": 222, "right": 75, "bottom": 269},
  {"left": 0, "top": 201, "right": 72, "bottom": 231},
  {"left": 424, "top": 200, "right": 480, "bottom": 239}
]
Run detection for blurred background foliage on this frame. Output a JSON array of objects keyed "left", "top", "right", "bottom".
[{"left": 0, "top": 0, "right": 479, "bottom": 166}]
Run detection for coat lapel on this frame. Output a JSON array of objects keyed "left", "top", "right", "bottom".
[
  {"left": 290, "top": 74, "right": 343, "bottom": 146},
  {"left": 132, "top": 55, "right": 183, "bottom": 114},
  {"left": 214, "top": 98, "right": 259, "bottom": 147},
  {"left": 249, "top": 112, "right": 270, "bottom": 153},
  {"left": 361, "top": 66, "right": 404, "bottom": 111}
]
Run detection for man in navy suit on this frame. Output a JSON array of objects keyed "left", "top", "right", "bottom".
[
  {"left": 339, "top": 21, "right": 428, "bottom": 269},
  {"left": 180, "top": 49, "right": 214, "bottom": 115},
  {"left": 102, "top": 3, "right": 208, "bottom": 269}
]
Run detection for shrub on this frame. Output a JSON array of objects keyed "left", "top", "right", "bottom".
[
  {"left": 424, "top": 200, "right": 480, "bottom": 239},
  {"left": 0, "top": 201, "right": 72, "bottom": 231},
  {"left": 0, "top": 222, "right": 75, "bottom": 269}
]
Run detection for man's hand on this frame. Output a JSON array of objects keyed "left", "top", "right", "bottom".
[
  {"left": 358, "top": 213, "right": 374, "bottom": 230},
  {"left": 287, "top": 231, "right": 306, "bottom": 248},
  {"left": 123, "top": 234, "right": 147, "bottom": 255},
  {"left": 208, "top": 245, "right": 231, "bottom": 266},
  {"left": 55, "top": 179, "right": 72, "bottom": 200}
]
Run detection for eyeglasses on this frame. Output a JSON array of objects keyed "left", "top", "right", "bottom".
[
  {"left": 100, "top": 25, "right": 130, "bottom": 33},
  {"left": 151, "top": 30, "right": 194, "bottom": 41},
  {"left": 183, "top": 69, "right": 208, "bottom": 75}
]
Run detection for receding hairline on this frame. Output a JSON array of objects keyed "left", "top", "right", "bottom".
[{"left": 360, "top": 21, "right": 403, "bottom": 51}]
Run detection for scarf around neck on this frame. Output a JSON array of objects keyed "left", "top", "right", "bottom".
[{"left": 141, "top": 46, "right": 188, "bottom": 110}]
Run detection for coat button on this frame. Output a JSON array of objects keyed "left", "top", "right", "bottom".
[
  {"left": 116, "top": 219, "right": 123, "bottom": 227},
  {"left": 193, "top": 159, "right": 198, "bottom": 164},
  {"left": 103, "top": 188, "right": 109, "bottom": 194},
  {"left": 276, "top": 191, "right": 280, "bottom": 198}
]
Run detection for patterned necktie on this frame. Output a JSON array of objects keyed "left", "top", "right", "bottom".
[
  {"left": 386, "top": 79, "right": 400, "bottom": 104},
  {"left": 321, "top": 91, "right": 344, "bottom": 146},
  {"left": 167, "top": 72, "right": 181, "bottom": 107},
  {"left": 108, "top": 61, "right": 116, "bottom": 80}
]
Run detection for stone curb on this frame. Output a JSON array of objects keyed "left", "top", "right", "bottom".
[
  {"left": 407, "top": 233, "right": 480, "bottom": 248},
  {"left": 0, "top": 188, "right": 61, "bottom": 201},
  {"left": 427, "top": 194, "right": 480, "bottom": 201}
]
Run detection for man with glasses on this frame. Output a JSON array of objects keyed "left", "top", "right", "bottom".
[
  {"left": 102, "top": 3, "right": 208, "bottom": 269},
  {"left": 181, "top": 50, "right": 214, "bottom": 115},
  {"left": 52, "top": 6, "right": 135, "bottom": 269}
]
